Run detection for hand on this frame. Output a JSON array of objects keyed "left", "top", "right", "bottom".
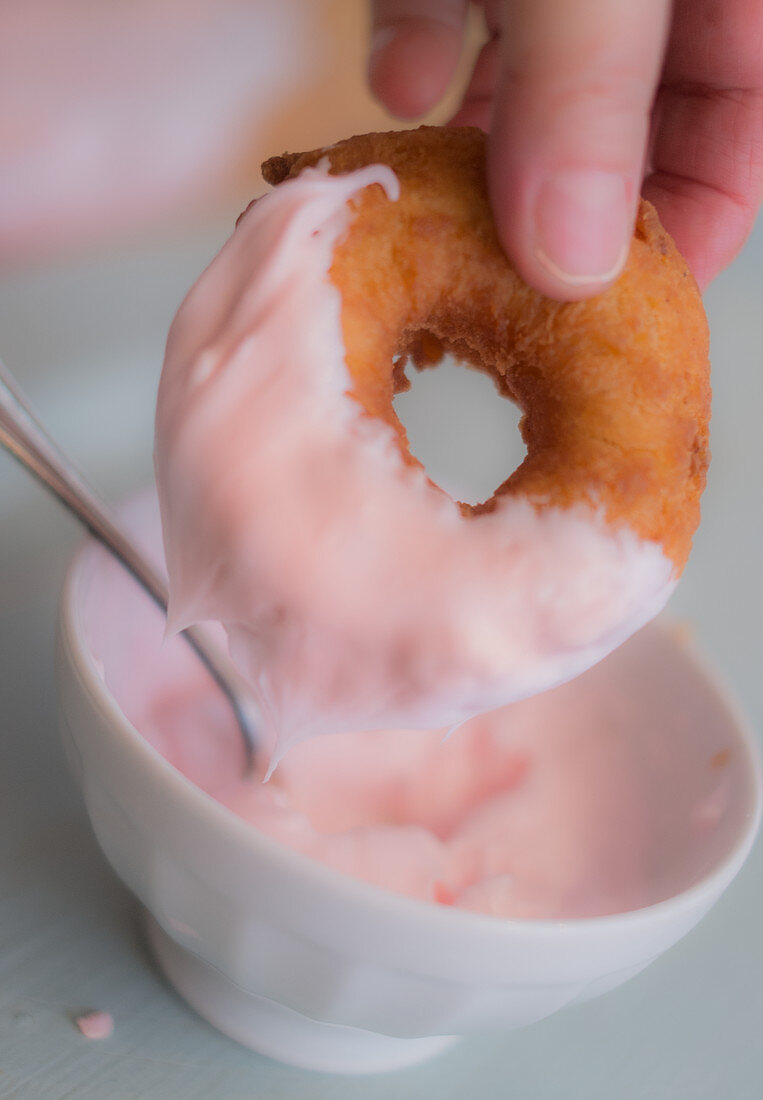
[{"left": 369, "top": 0, "right": 763, "bottom": 299}]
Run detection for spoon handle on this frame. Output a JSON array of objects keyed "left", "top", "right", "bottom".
[
  {"left": 0, "top": 359, "right": 170, "bottom": 603},
  {"left": 0, "top": 359, "right": 257, "bottom": 766}
]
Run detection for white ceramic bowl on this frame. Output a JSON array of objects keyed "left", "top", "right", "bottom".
[{"left": 57, "top": 528, "right": 761, "bottom": 1075}]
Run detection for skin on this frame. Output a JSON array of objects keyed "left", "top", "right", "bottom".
[{"left": 368, "top": 0, "right": 763, "bottom": 299}]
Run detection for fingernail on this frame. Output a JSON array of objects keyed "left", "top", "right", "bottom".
[{"left": 534, "top": 171, "right": 630, "bottom": 286}]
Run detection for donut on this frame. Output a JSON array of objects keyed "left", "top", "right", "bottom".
[{"left": 155, "top": 126, "right": 710, "bottom": 760}]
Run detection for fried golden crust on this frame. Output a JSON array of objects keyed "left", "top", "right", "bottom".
[{"left": 262, "top": 127, "right": 710, "bottom": 571}]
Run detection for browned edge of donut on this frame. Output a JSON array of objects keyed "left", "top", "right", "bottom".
[{"left": 260, "top": 127, "right": 711, "bottom": 572}]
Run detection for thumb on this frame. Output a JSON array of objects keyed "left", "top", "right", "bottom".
[{"left": 489, "top": 0, "right": 671, "bottom": 300}]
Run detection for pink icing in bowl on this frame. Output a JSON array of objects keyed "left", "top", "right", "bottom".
[{"left": 56, "top": 490, "right": 761, "bottom": 1073}]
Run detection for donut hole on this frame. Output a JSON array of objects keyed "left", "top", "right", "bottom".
[{"left": 393, "top": 348, "right": 526, "bottom": 507}]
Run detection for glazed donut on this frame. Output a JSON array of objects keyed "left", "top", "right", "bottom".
[{"left": 155, "top": 126, "right": 710, "bottom": 759}]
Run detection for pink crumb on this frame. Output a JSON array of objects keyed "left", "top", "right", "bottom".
[{"left": 75, "top": 1011, "right": 114, "bottom": 1040}]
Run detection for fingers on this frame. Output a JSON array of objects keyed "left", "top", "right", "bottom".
[
  {"left": 368, "top": 0, "right": 468, "bottom": 119},
  {"left": 450, "top": 1, "right": 502, "bottom": 128},
  {"left": 449, "top": 33, "right": 501, "bottom": 130},
  {"left": 644, "top": 88, "right": 763, "bottom": 289},
  {"left": 488, "top": 0, "right": 671, "bottom": 300},
  {"left": 368, "top": 0, "right": 762, "bottom": 298},
  {"left": 643, "top": 0, "right": 763, "bottom": 288}
]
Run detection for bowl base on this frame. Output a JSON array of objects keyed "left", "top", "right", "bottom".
[{"left": 143, "top": 913, "right": 460, "bottom": 1074}]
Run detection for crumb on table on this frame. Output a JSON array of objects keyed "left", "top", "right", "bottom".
[{"left": 75, "top": 1010, "right": 114, "bottom": 1040}]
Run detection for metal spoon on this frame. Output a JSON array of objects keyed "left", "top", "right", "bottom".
[{"left": 0, "top": 358, "right": 257, "bottom": 768}]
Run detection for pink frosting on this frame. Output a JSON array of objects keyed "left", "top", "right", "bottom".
[
  {"left": 82, "top": 497, "right": 738, "bottom": 922},
  {"left": 155, "top": 163, "right": 676, "bottom": 760},
  {"left": 221, "top": 715, "right": 651, "bottom": 918}
]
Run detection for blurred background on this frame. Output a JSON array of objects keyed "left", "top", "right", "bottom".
[{"left": 0, "top": 2, "right": 761, "bottom": 1097}]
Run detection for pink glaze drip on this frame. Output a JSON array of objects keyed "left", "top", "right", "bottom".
[{"left": 155, "top": 163, "right": 676, "bottom": 760}]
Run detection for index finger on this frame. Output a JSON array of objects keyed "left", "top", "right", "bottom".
[{"left": 369, "top": 0, "right": 468, "bottom": 118}]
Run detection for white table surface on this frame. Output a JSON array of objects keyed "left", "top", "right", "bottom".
[{"left": 0, "top": 208, "right": 761, "bottom": 1099}]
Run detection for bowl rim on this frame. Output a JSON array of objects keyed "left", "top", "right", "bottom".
[{"left": 58, "top": 531, "right": 763, "bottom": 945}]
